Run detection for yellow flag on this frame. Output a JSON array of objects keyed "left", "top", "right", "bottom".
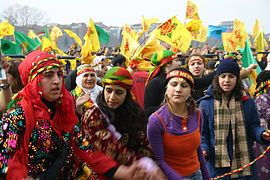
[
  {"left": 122, "top": 24, "right": 137, "bottom": 41},
  {"left": 185, "top": 19, "right": 207, "bottom": 42},
  {"left": 136, "top": 17, "right": 159, "bottom": 40},
  {"left": 42, "top": 37, "right": 66, "bottom": 56},
  {"left": 64, "top": 29, "right": 82, "bottom": 47},
  {"left": 0, "top": 21, "right": 15, "bottom": 38},
  {"left": 193, "top": 25, "right": 208, "bottom": 42},
  {"left": 186, "top": 0, "right": 200, "bottom": 20},
  {"left": 69, "top": 59, "right": 77, "bottom": 70},
  {"left": 230, "top": 19, "right": 249, "bottom": 49},
  {"left": 185, "top": 19, "right": 202, "bottom": 33},
  {"left": 252, "top": 19, "right": 260, "bottom": 39},
  {"left": 255, "top": 32, "right": 266, "bottom": 61},
  {"left": 222, "top": 32, "right": 238, "bottom": 52},
  {"left": 132, "top": 33, "right": 165, "bottom": 61},
  {"left": 81, "top": 38, "right": 96, "bottom": 64},
  {"left": 154, "top": 16, "right": 192, "bottom": 52},
  {"left": 120, "top": 29, "right": 140, "bottom": 60},
  {"left": 84, "top": 19, "right": 100, "bottom": 52},
  {"left": 28, "top": 29, "right": 38, "bottom": 39},
  {"left": 142, "top": 16, "right": 159, "bottom": 32},
  {"left": 50, "top": 26, "right": 63, "bottom": 44}
]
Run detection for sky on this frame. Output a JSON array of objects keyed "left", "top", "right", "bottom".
[{"left": 0, "top": 0, "right": 269, "bottom": 33}]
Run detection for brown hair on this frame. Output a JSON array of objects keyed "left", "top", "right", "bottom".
[
  {"left": 212, "top": 75, "right": 243, "bottom": 101},
  {"left": 7, "top": 59, "right": 23, "bottom": 93}
]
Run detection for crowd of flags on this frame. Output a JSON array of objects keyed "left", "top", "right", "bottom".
[{"left": 0, "top": 0, "right": 269, "bottom": 67}]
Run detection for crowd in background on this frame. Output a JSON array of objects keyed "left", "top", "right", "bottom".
[{"left": 0, "top": 44, "right": 270, "bottom": 179}]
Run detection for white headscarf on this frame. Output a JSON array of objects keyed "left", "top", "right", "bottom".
[{"left": 75, "top": 64, "right": 103, "bottom": 103}]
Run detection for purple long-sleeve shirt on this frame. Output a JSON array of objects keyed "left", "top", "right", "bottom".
[{"left": 147, "top": 104, "right": 210, "bottom": 180}]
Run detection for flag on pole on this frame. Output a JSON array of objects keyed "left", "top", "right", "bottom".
[
  {"left": 0, "top": 21, "right": 14, "bottom": 38},
  {"left": 230, "top": 19, "right": 249, "bottom": 49},
  {"left": 252, "top": 19, "right": 260, "bottom": 39},
  {"left": 50, "top": 26, "right": 63, "bottom": 44},
  {"left": 208, "top": 25, "right": 227, "bottom": 39},
  {"left": 84, "top": 19, "right": 100, "bottom": 52},
  {"left": 154, "top": 16, "right": 192, "bottom": 52},
  {"left": 64, "top": 29, "right": 82, "bottom": 47},
  {"left": 241, "top": 40, "right": 261, "bottom": 95},
  {"left": 15, "top": 31, "right": 41, "bottom": 53},
  {"left": 95, "top": 24, "right": 110, "bottom": 45},
  {"left": 41, "top": 37, "right": 66, "bottom": 57},
  {"left": 186, "top": 0, "right": 200, "bottom": 20},
  {"left": 1, "top": 38, "right": 22, "bottom": 55},
  {"left": 120, "top": 29, "right": 140, "bottom": 59},
  {"left": 132, "top": 33, "right": 165, "bottom": 61}
]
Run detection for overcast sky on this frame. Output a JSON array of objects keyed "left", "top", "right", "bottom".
[{"left": 0, "top": 0, "right": 269, "bottom": 33}]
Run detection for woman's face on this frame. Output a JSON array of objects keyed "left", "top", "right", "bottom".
[
  {"left": 218, "top": 73, "right": 237, "bottom": 95},
  {"left": 81, "top": 72, "right": 97, "bottom": 89},
  {"left": 104, "top": 84, "right": 127, "bottom": 109},
  {"left": 188, "top": 56, "right": 205, "bottom": 78},
  {"left": 40, "top": 68, "right": 63, "bottom": 102},
  {"left": 166, "top": 77, "right": 191, "bottom": 105}
]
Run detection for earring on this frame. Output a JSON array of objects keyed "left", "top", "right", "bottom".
[{"left": 38, "top": 91, "right": 42, "bottom": 95}]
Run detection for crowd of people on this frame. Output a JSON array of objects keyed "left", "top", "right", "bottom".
[{"left": 0, "top": 45, "right": 270, "bottom": 180}]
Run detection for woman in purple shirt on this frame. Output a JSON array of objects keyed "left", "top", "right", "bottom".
[{"left": 147, "top": 67, "right": 209, "bottom": 180}]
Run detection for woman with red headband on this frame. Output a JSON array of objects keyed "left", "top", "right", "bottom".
[{"left": 147, "top": 67, "right": 210, "bottom": 180}]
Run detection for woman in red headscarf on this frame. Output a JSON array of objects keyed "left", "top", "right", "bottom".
[{"left": 0, "top": 50, "right": 143, "bottom": 180}]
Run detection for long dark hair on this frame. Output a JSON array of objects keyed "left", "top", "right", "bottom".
[
  {"left": 96, "top": 87, "right": 147, "bottom": 149},
  {"left": 212, "top": 75, "right": 243, "bottom": 101}
]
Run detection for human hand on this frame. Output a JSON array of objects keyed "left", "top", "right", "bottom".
[
  {"left": 246, "top": 64, "right": 258, "bottom": 72},
  {"left": 262, "top": 130, "right": 270, "bottom": 141},
  {"left": 114, "top": 163, "right": 146, "bottom": 180},
  {"left": 148, "top": 168, "right": 167, "bottom": 180},
  {"left": 76, "top": 93, "right": 90, "bottom": 114}
]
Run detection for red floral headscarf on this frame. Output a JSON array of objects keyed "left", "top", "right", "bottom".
[{"left": 7, "top": 50, "right": 78, "bottom": 179}]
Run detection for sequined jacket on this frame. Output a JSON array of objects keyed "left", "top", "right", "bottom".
[
  {"left": 0, "top": 105, "right": 118, "bottom": 179},
  {"left": 81, "top": 105, "right": 152, "bottom": 166}
]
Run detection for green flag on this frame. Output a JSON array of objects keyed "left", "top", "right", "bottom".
[
  {"left": 241, "top": 40, "right": 261, "bottom": 74},
  {"left": 95, "top": 24, "right": 110, "bottom": 45},
  {"left": 15, "top": 31, "right": 41, "bottom": 53},
  {"left": 0, "top": 38, "right": 22, "bottom": 55},
  {"left": 44, "top": 26, "right": 50, "bottom": 39}
]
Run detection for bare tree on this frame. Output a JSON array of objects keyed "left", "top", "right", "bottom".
[{"left": 1, "top": 4, "right": 47, "bottom": 27}]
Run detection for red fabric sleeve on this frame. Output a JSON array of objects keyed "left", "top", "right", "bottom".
[{"left": 72, "top": 141, "right": 118, "bottom": 176}]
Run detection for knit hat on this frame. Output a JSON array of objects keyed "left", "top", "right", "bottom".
[
  {"left": 102, "top": 66, "right": 133, "bottom": 90},
  {"left": 215, "top": 58, "right": 240, "bottom": 77},
  {"left": 151, "top": 50, "right": 175, "bottom": 66},
  {"left": 166, "top": 67, "right": 195, "bottom": 88},
  {"left": 146, "top": 50, "right": 176, "bottom": 85}
]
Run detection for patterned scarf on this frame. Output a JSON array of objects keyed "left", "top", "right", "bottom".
[{"left": 214, "top": 95, "right": 252, "bottom": 178}]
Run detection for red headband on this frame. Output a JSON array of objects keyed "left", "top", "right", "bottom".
[
  {"left": 166, "top": 70, "right": 194, "bottom": 86},
  {"left": 188, "top": 58, "right": 204, "bottom": 66}
]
